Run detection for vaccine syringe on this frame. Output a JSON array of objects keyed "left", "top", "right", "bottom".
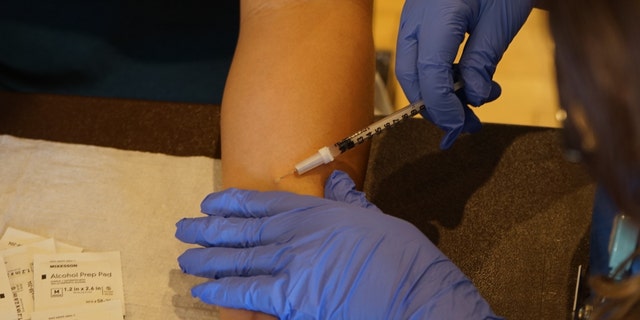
[{"left": 278, "top": 82, "right": 463, "bottom": 181}]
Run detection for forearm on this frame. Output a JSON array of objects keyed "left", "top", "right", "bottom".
[
  {"left": 221, "top": 0, "right": 375, "bottom": 197},
  {"left": 218, "top": 1, "right": 374, "bottom": 318}
]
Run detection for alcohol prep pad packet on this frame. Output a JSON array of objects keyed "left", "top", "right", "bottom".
[
  {"left": 31, "top": 299, "right": 123, "bottom": 320},
  {"left": 0, "top": 259, "right": 18, "bottom": 320},
  {"left": 32, "top": 252, "right": 125, "bottom": 317},
  {"left": 1, "top": 238, "right": 58, "bottom": 320},
  {"left": 0, "top": 227, "right": 83, "bottom": 253}
]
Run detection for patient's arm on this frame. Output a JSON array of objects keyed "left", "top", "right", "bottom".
[
  {"left": 219, "top": 0, "right": 374, "bottom": 318},
  {"left": 222, "top": 0, "right": 375, "bottom": 196}
]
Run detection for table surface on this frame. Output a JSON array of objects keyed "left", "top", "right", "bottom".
[{"left": 0, "top": 91, "right": 595, "bottom": 319}]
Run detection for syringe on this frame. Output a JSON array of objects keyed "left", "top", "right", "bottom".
[{"left": 278, "top": 82, "right": 462, "bottom": 180}]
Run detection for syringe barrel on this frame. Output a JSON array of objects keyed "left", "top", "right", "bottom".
[
  {"left": 334, "top": 100, "right": 425, "bottom": 153},
  {"left": 291, "top": 81, "right": 462, "bottom": 177}
]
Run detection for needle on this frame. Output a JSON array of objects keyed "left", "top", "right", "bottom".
[{"left": 274, "top": 171, "right": 295, "bottom": 184}]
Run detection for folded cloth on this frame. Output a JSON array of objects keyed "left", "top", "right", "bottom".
[{"left": 0, "top": 135, "right": 222, "bottom": 319}]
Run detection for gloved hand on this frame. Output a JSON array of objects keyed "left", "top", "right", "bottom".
[
  {"left": 396, "top": 0, "right": 534, "bottom": 149},
  {"left": 176, "top": 170, "right": 500, "bottom": 320}
]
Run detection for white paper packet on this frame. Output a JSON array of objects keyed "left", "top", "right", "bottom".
[
  {"left": 32, "top": 252, "right": 125, "bottom": 317},
  {"left": 0, "top": 259, "right": 19, "bottom": 320},
  {"left": 0, "top": 228, "right": 42, "bottom": 250},
  {"left": 31, "top": 299, "right": 123, "bottom": 320},
  {"left": 0, "top": 228, "right": 83, "bottom": 253},
  {"left": 1, "top": 239, "right": 58, "bottom": 320}
]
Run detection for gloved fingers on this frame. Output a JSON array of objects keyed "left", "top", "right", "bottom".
[
  {"left": 395, "top": 22, "right": 420, "bottom": 102},
  {"left": 452, "top": 86, "right": 483, "bottom": 134},
  {"left": 421, "top": 65, "right": 495, "bottom": 149},
  {"left": 396, "top": 2, "right": 471, "bottom": 103},
  {"left": 200, "top": 188, "right": 325, "bottom": 218},
  {"left": 458, "top": 0, "right": 533, "bottom": 106},
  {"left": 178, "top": 244, "right": 286, "bottom": 279},
  {"left": 415, "top": 7, "right": 474, "bottom": 150},
  {"left": 394, "top": 0, "right": 422, "bottom": 102},
  {"left": 458, "top": 53, "right": 502, "bottom": 107},
  {"left": 418, "top": 67, "right": 467, "bottom": 150},
  {"left": 395, "top": 2, "right": 476, "bottom": 149},
  {"left": 175, "top": 216, "right": 265, "bottom": 247},
  {"left": 191, "top": 275, "right": 285, "bottom": 316},
  {"left": 462, "top": 105, "right": 482, "bottom": 134},
  {"left": 324, "top": 170, "right": 380, "bottom": 211}
]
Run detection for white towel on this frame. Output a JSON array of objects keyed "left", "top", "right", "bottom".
[{"left": 0, "top": 135, "right": 223, "bottom": 319}]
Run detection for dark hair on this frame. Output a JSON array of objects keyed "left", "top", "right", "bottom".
[
  {"left": 550, "top": 0, "right": 640, "bottom": 224},
  {"left": 548, "top": 1, "right": 640, "bottom": 318}
]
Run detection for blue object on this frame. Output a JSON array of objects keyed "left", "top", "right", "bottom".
[
  {"left": 395, "top": 0, "right": 534, "bottom": 149},
  {"left": 590, "top": 186, "right": 619, "bottom": 276},
  {"left": 608, "top": 214, "right": 639, "bottom": 280},
  {"left": 176, "top": 170, "right": 500, "bottom": 319},
  {"left": 590, "top": 186, "right": 640, "bottom": 278}
]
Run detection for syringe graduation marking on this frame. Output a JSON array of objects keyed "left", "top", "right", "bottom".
[
  {"left": 288, "top": 80, "right": 463, "bottom": 176},
  {"left": 335, "top": 103, "right": 425, "bottom": 153}
]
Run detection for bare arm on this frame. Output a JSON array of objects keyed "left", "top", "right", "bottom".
[
  {"left": 218, "top": 0, "right": 374, "bottom": 318},
  {"left": 222, "top": 0, "right": 375, "bottom": 196}
]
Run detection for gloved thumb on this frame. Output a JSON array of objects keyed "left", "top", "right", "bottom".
[
  {"left": 324, "top": 170, "right": 379, "bottom": 210},
  {"left": 460, "top": 65, "right": 502, "bottom": 106},
  {"left": 458, "top": 0, "right": 532, "bottom": 106}
]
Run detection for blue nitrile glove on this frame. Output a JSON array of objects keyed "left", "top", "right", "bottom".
[
  {"left": 176, "top": 170, "right": 500, "bottom": 320},
  {"left": 396, "top": 0, "right": 534, "bottom": 149}
]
